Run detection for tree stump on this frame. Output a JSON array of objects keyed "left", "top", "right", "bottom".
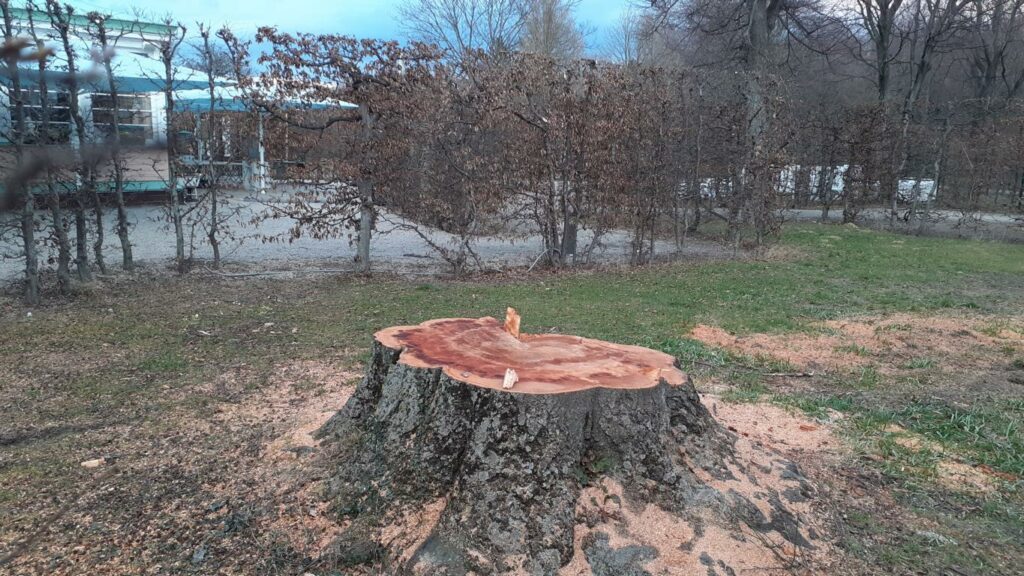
[{"left": 317, "top": 310, "right": 809, "bottom": 574}]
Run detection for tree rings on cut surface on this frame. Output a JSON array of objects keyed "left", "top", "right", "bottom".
[{"left": 374, "top": 316, "right": 686, "bottom": 394}]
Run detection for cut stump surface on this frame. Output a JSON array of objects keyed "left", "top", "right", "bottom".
[{"left": 375, "top": 316, "right": 686, "bottom": 393}]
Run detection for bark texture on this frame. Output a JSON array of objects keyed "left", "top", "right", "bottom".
[{"left": 318, "top": 329, "right": 743, "bottom": 575}]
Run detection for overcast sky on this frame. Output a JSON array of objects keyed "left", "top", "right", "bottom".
[{"left": 70, "top": 0, "right": 634, "bottom": 51}]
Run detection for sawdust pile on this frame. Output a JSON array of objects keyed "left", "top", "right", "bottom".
[{"left": 690, "top": 313, "right": 1023, "bottom": 374}]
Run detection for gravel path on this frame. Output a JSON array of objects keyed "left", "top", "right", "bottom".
[
  {"left": 1, "top": 191, "right": 731, "bottom": 282},
  {"left": 780, "top": 207, "right": 1024, "bottom": 242}
]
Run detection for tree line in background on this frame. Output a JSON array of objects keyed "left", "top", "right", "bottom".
[
  {"left": 1, "top": 0, "right": 198, "bottom": 305},
  {"left": 3, "top": 0, "right": 1024, "bottom": 305}
]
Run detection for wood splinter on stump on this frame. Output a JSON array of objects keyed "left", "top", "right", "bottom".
[
  {"left": 317, "top": 311, "right": 816, "bottom": 575},
  {"left": 503, "top": 307, "right": 521, "bottom": 340}
]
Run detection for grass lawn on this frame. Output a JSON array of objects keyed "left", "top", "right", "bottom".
[{"left": 1, "top": 223, "right": 1023, "bottom": 574}]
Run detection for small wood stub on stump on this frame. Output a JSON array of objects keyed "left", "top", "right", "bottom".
[{"left": 317, "top": 314, "right": 813, "bottom": 574}]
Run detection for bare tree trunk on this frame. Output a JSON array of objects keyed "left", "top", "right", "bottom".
[
  {"left": 208, "top": 187, "right": 220, "bottom": 266},
  {"left": 5, "top": 0, "right": 39, "bottom": 304},
  {"left": 21, "top": 192, "right": 40, "bottom": 305},
  {"left": 47, "top": 191, "right": 72, "bottom": 295},
  {"left": 95, "top": 19, "right": 134, "bottom": 271},
  {"left": 559, "top": 184, "right": 577, "bottom": 264},
  {"left": 891, "top": 108, "right": 912, "bottom": 226},
  {"left": 1017, "top": 168, "right": 1024, "bottom": 211},
  {"left": 915, "top": 113, "right": 952, "bottom": 230},
  {"left": 113, "top": 164, "right": 132, "bottom": 270},
  {"left": 47, "top": 0, "right": 93, "bottom": 282},
  {"left": 356, "top": 103, "right": 377, "bottom": 273},
  {"left": 818, "top": 166, "right": 835, "bottom": 221},
  {"left": 200, "top": 25, "right": 221, "bottom": 269},
  {"left": 73, "top": 200, "right": 91, "bottom": 281},
  {"left": 842, "top": 166, "right": 859, "bottom": 224},
  {"left": 795, "top": 165, "right": 811, "bottom": 207},
  {"left": 357, "top": 181, "right": 373, "bottom": 273},
  {"left": 160, "top": 25, "right": 188, "bottom": 273},
  {"left": 743, "top": 0, "right": 782, "bottom": 252},
  {"left": 546, "top": 176, "right": 562, "bottom": 266},
  {"left": 686, "top": 191, "right": 702, "bottom": 233},
  {"left": 90, "top": 186, "right": 107, "bottom": 274}
]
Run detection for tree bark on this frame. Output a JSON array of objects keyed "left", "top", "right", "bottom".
[
  {"left": 73, "top": 201, "right": 91, "bottom": 281},
  {"left": 47, "top": 0, "right": 92, "bottom": 282},
  {"left": 96, "top": 19, "right": 134, "bottom": 272},
  {"left": 201, "top": 26, "right": 221, "bottom": 270},
  {"left": 90, "top": 184, "right": 107, "bottom": 274},
  {"left": 2, "top": 0, "right": 39, "bottom": 305},
  {"left": 314, "top": 313, "right": 823, "bottom": 575},
  {"left": 160, "top": 26, "right": 187, "bottom": 273},
  {"left": 357, "top": 182, "right": 373, "bottom": 273},
  {"left": 356, "top": 103, "right": 376, "bottom": 273},
  {"left": 319, "top": 339, "right": 730, "bottom": 574},
  {"left": 47, "top": 191, "right": 72, "bottom": 295}
]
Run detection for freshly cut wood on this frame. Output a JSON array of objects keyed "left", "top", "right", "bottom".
[
  {"left": 374, "top": 316, "right": 686, "bottom": 393},
  {"left": 317, "top": 314, "right": 815, "bottom": 575},
  {"left": 503, "top": 306, "right": 521, "bottom": 339},
  {"left": 501, "top": 367, "right": 518, "bottom": 389}
]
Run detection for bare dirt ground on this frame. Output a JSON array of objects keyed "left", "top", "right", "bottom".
[
  {"left": 0, "top": 355, "right": 361, "bottom": 574},
  {"left": 559, "top": 399, "right": 846, "bottom": 576}
]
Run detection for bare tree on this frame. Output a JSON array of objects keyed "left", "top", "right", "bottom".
[
  {"left": 88, "top": 12, "right": 134, "bottom": 271},
  {"left": 241, "top": 28, "right": 443, "bottom": 273},
  {"left": 602, "top": 9, "right": 656, "bottom": 65},
  {"left": 969, "top": 0, "right": 1024, "bottom": 105},
  {"left": 46, "top": 0, "right": 93, "bottom": 281},
  {"left": 399, "top": 0, "right": 526, "bottom": 57},
  {"left": 158, "top": 19, "right": 188, "bottom": 272},
  {"left": 24, "top": 1, "right": 71, "bottom": 294},
  {"left": 519, "top": 0, "right": 586, "bottom": 61},
  {"left": 890, "top": 0, "right": 972, "bottom": 223},
  {"left": 849, "top": 0, "right": 908, "bottom": 101},
  {"left": 198, "top": 23, "right": 221, "bottom": 268},
  {"left": 1, "top": 0, "right": 40, "bottom": 303}
]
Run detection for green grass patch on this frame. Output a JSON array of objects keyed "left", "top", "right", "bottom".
[
  {"left": 888, "top": 402, "right": 1024, "bottom": 477},
  {"left": 901, "top": 357, "right": 936, "bottom": 370},
  {"left": 649, "top": 337, "right": 732, "bottom": 368},
  {"left": 774, "top": 394, "right": 857, "bottom": 420},
  {"left": 844, "top": 365, "right": 881, "bottom": 389},
  {"left": 835, "top": 343, "right": 871, "bottom": 357},
  {"left": 136, "top": 350, "right": 188, "bottom": 373}
]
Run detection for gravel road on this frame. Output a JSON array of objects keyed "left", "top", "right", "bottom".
[{"left": 0, "top": 190, "right": 731, "bottom": 282}]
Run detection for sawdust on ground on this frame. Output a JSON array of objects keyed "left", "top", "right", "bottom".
[
  {"left": 690, "top": 313, "right": 1023, "bottom": 375},
  {"left": 200, "top": 360, "right": 359, "bottom": 557},
  {"left": 559, "top": 397, "right": 844, "bottom": 575},
  {"left": 377, "top": 396, "right": 846, "bottom": 575}
]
